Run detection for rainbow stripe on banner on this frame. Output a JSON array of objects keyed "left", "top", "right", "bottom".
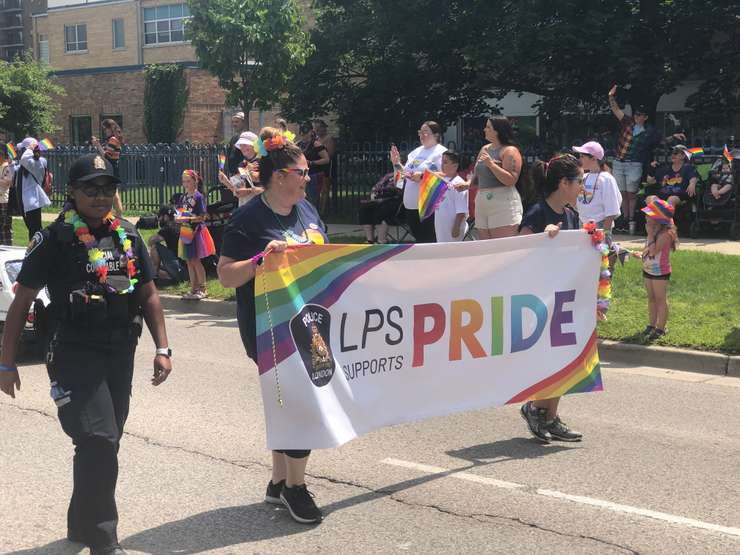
[
  {"left": 218, "top": 153, "right": 226, "bottom": 170},
  {"left": 506, "top": 330, "right": 602, "bottom": 403},
  {"left": 5, "top": 142, "right": 16, "bottom": 159},
  {"left": 687, "top": 147, "right": 704, "bottom": 156},
  {"left": 39, "top": 138, "right": 54, "bottom": 150},
  {"left": 418, "top": 170, "right": 449, "bottom": 220},
  {"left": 255, "top": 243, "right": 412, "bottom": 374}
]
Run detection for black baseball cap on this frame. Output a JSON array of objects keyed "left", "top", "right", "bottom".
[
  {"left": 68, "top": 154, "right": 121, "bottom": 185},
  {"left": 634, "top": 105, "right": 648, "bottom": 115}
]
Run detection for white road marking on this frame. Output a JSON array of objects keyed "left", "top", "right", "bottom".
[{"left": 381, "top": 458, "right": 740, "bottom": 538}]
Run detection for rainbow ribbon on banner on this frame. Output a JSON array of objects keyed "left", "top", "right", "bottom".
[
  {"left": 418, "top": 170, "right": 449, "bottom": 220},
  {"left": 39, "top": 138, "right": 55, "bottom": 150},
  {"left": 5, "top": 142, "right": 17, "bottom": 159},
  {"left": 723, "top": 144, "right": 733, "bottom": 163},
  {"left": 218, "top": 153, "right": 226, "bottom": 170}
]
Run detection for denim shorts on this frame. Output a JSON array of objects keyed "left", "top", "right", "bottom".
[{"left": 612, "top": 160, "right": 643, "bottom": 193}]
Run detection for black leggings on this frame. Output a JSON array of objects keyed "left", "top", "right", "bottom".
[
  {"left": 404, "top": 207, "right": 436, "bottom": 243},
  {"left": 23, "top": 208, "right": 42, "bottom": 241}
]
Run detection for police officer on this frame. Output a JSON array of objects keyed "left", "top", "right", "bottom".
[{"left": 0, "top": 154, "right": 173, "bottom": 555}]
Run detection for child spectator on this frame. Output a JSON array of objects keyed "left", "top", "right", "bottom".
[
  {"left": 640, "top": 199, "right": 678, "bottom": 341},
  {"left": 435, "top": 152, "right": 469, "bottom": 242},
  {"left": 0, "top": 148, "right": 13, "bottom": 245},
  {"left": 176, "top": 170, "right": 216, "bottom": 300},
  {"left": 148, "top": 205, "right": 180, "bottom": 279}
]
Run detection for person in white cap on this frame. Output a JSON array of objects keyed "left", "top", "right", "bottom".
[
  {"left": 218, "top": 131, "right": 264, "bottom": 207},
  {"left": 572, "top": 141, "right": 622, "bottom": 231},
  {"left": 17, "top": 137, "right": 51, "bottom": 240},
  {"left": 226, "top": 111, "right": 247, "bottom": 176}
]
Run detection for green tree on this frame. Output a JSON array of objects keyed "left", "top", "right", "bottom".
[
  {"left": 283, "top": 1, "right": 739, "bottom": 142},
  {"left": 186, "top": 0, "right": 312, "bottom": 113},
  {"left": 144, "top": 64, "right": 189, "bottom": 143},
  {"left": 0, "top": 55, "right": 64, "bottom": 139}
]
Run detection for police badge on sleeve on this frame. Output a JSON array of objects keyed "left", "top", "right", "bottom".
[
  {"left": 289, "top": 304, "right": 336, "bottom": 387},
  {"left": 26, "top": 231, "right": 44, "bottom": 256}
]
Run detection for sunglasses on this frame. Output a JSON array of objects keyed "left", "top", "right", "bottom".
[
  {"left": 76, "top": 184, "right": 118, "bottom": 198},
  {"left": 279, "top": 168, "right": 310, "bottom": 178}
]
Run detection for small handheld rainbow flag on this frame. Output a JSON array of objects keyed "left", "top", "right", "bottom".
[
  {"left": 723, "top": 144, "right": 733, "bottom": 163},
  {"left": 39, "top": 138, "right": 55, "bottom": 151},
  {"left": 687, "top": 147, "right": 703, "bottom": 156},
  {"left": 218, "top": 153, "right": 226, "bottom": 171},
  {"left": 6, "top": 142, "right": 17, "bottom": 159},
  {"left": 418, "top": 169, "right": 449, "bottom": 220}
]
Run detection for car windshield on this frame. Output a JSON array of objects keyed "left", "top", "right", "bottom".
[{"left": 5, "top": 260, "right": 23, "bottom": 284}]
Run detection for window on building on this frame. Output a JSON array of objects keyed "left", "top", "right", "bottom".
[
  {"left": 38, "top": 34, "right": 49, "bottom": 64},
  {"left": 64, "top": 24, "right": 87, "bottom": 52},
  {"left": 112, "top": 18, "right": 125, "bottom": 49},
  {"left": 70, "top": 115, "right": 92, "bottom": 145},
  {"left": 143, "top": 3, "right": 190, "bottom": 45}
]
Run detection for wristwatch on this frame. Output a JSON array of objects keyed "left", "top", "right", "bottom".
[{"left": 155, "top": 348, "right": 172, "bottom": 358}]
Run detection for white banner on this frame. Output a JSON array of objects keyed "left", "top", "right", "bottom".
[{"left": 255, "top": 231, "right": 603, "bottom": 449}]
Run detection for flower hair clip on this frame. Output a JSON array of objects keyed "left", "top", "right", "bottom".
[
  {"left": 264, "top": 134, "right": 286, "bottom": 152},
  {"left": 253, "top": 137, "right": 268, "bottom": 158}
]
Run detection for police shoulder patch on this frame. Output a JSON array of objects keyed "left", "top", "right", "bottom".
[{"left": 26, "top": 231, "right": 44, "bottom": 256}]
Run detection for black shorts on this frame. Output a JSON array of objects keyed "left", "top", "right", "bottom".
[
  {"left": 643, "top": 271, "right": 670, "bottom": 280},
  {"left": 656, "top": 189, "right": 689, "bottom": 202}
]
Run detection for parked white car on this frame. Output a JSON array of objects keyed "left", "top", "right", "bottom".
[{"left": 0, "top": 245, "right": 50, "bottom": 343}]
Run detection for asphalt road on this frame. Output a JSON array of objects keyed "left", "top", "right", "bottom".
[{"left": 1, "top": 306, "right": 739, "bottom": 555}]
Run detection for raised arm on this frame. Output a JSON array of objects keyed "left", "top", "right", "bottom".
[{"left": 608, "top": 85, "right": 625, "bottom": 121}]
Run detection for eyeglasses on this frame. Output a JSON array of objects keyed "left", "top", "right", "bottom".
[
  {"left": 77, "top": 184, "right": 118, "bottom": 198},
  {"left": 418, "top": 130, "right": 432, "bottom": 136},
  {"left": 279, "top": 168, "right": 310, "bottom": 178}
]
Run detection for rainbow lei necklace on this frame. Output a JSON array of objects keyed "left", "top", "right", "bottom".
[{"left": 63, "top": 208, "right": 138, "bottom": 294}]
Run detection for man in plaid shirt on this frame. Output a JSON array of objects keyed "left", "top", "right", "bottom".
[{"left": 608, "top": 85, "right": 685, "bottom": 233}]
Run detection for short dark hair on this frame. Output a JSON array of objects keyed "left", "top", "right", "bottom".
[
  {"left": 422, "top": 120, "right": 442, "bottom": 142},
  {"left": 443, "top": 151, "right": 460, "bottom": 165},
  {"left": 530, "top": 154, "right": 582, "bottom": 198}
]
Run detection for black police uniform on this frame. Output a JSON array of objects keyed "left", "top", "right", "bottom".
[{"left": 17, "top": 198, "right": 154, "bottom": 551}]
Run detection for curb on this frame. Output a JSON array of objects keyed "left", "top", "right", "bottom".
[{"left": 159, "top": 294, "right": 738, "bottom": 377}]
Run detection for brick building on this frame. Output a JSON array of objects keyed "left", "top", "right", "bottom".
[{"left": 31, "top": 0, "right": 278, "bottom": 145}]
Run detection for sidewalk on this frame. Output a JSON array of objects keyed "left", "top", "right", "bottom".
[{"left": 325, "top": 223, "right": 740, "bottom": 256}]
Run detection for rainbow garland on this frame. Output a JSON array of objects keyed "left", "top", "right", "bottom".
[
  {"left": 64, "top": 209, "right": 138, "bottom": 294},
  {"left": 582, "top": 221, "right": 611, "bottom": 317}
]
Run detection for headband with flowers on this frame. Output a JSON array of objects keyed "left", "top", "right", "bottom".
[
  {"left": 252, "top": 131, "right": 295, "bottom": 159},
  {"left": 182, "top": 169, "right": 201, "bottom": 183}
]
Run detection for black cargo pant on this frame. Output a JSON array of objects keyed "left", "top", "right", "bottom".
[{"left": 48, "top": 332, "right": 137, "bottom": 550}]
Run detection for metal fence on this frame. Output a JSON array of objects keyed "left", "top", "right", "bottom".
[{"left": 45, "top": 143, "right": 725, "bottom": 219}]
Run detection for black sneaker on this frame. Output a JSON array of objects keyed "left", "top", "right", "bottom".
[
  {"left": 648, "top": 328, "right": 667, "bottom": 341},
  {"left": 90, "top": 546, "right": 127, "bottom": 555},
  {"left": 547, "top": 416, "right": 583, "bottom": 442},
  {"left": 265, "top": 479, "right": 285, "bottom": 504},
  {"left": 280, "top": 484, "right": 323, "bottom": 524},
  {"left": 642, "top": 325, "right": 655, "bottom": 336},
  {"left": 520, "top": 401, "right": 552, "bottom": 443}
]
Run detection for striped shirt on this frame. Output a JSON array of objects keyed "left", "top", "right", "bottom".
[{"left": 642, "top": 237, "right": 672, "bottom": 276}]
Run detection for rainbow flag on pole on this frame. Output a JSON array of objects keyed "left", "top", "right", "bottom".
[
  {"left": 723, "top": 144, "right": 733, "bottom": 163},
  {"left": 687, "top": 147, "right": 704, "bottom": 156},
  {"left": 418, "top": 170, "right": 449, "bottom": 220},
  {"left": 5, "top": 142, "right": 17, "bottom": 159},
  {"left": 39, "top": 138, "right": 55, "bottom": 151},
  {"left": 218, "top": 153, "right": 226, "bottom": 171}
]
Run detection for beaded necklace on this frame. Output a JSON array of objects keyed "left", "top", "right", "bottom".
[{"left": 63, "top": 208, "right": 138, "bottom": 294}]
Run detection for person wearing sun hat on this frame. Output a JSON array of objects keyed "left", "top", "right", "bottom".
[
  {"left": 17, "top": 136, "right": 51, "bottom": 239},
  {"left": 218, "top": 130, "right": 264, "bottom": 207},
  {"left": 640, "top": 198, "right": 678, "bottom": 341},
  {"left": 572, "top": 141, "right": 622, "bottom": 231},
  {"left": 0, "top": 153, "right": 173, "bottom": 555}
]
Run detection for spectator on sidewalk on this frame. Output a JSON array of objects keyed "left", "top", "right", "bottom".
[
  {"left": 646, "top": 145, "right": 698, "bottom": 207},
  {"left": 298, "top": 122, "right": 330, "bottom": 208},
  {"left": 92, "top": 119, "right": 125, "bottom": 217},
  {"left": 218, "top": 131, "right": 264, "bottom": 208},
  {"left": 17, "top": 138, "right": 51, "bottom": 241},
  {"left": 148, "top": 205, "right": 181, "bottom": 280},
  {"left": 0, "top": 148, "right": 13, "bottom": 245},
  {"left": 314, "top": 120, "right": 336, "bottom": 215},
  {"left": 359, "top": 172, "right": 402, "bottom": 244},
  {"left": 226, "top": 112, "right": 247, "bottom": 177},
  {"left": 573, "top": 141, "right": 622, "bottom": 230},
  {"left": 607, "top": 85, "right": 685, "bottom": 233}
]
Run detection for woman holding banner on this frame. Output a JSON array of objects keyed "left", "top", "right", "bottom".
[
  {"left": 218, "top": 127, "right": 327, "bottom": 525},
  {"left": 389, "top": 121, "right": 447, "bottom": 243},
  {"left": 518, "top": 154, "right": 584, "bottom": 443}
]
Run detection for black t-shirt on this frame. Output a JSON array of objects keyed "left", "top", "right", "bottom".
[
  {"left": 18, "top": 218, "right": 154, "bottom": 329},
  {"left": 158, "top": 223, "right": 179, "bottom": 254},
  {"left": 300, "top": 139, "right": 327, "bottom": 175},
  {"left": 519, "top": 200, "right": 580, "bottom": 234},
  {"left": 221, "top": 195, "right": 328, "bottom": 359},
  {"left": 227, "top": 134, "right": 245, "bottom": 176},
  {"left": 655, "top": 163, "right": 697, "bottom": 194}
]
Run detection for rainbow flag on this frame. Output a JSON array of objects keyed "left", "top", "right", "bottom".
[
  {"left": 218, "top": 153, "right": 226, "bottom": 171},
  {"left": 5, "top": 142, "right": 17, "bottom": 159},
  {"left": 687, "top": 147, "right": 704, "bottom": 156},
  {"left": 417, "top": 170, "right": 449, "bottom": 220},
  {"left": 723, "top": 144, "right": 733, "bottom": 163},
  {"left": 39, "top": 138, "right": 54, "bottom": 150}
]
